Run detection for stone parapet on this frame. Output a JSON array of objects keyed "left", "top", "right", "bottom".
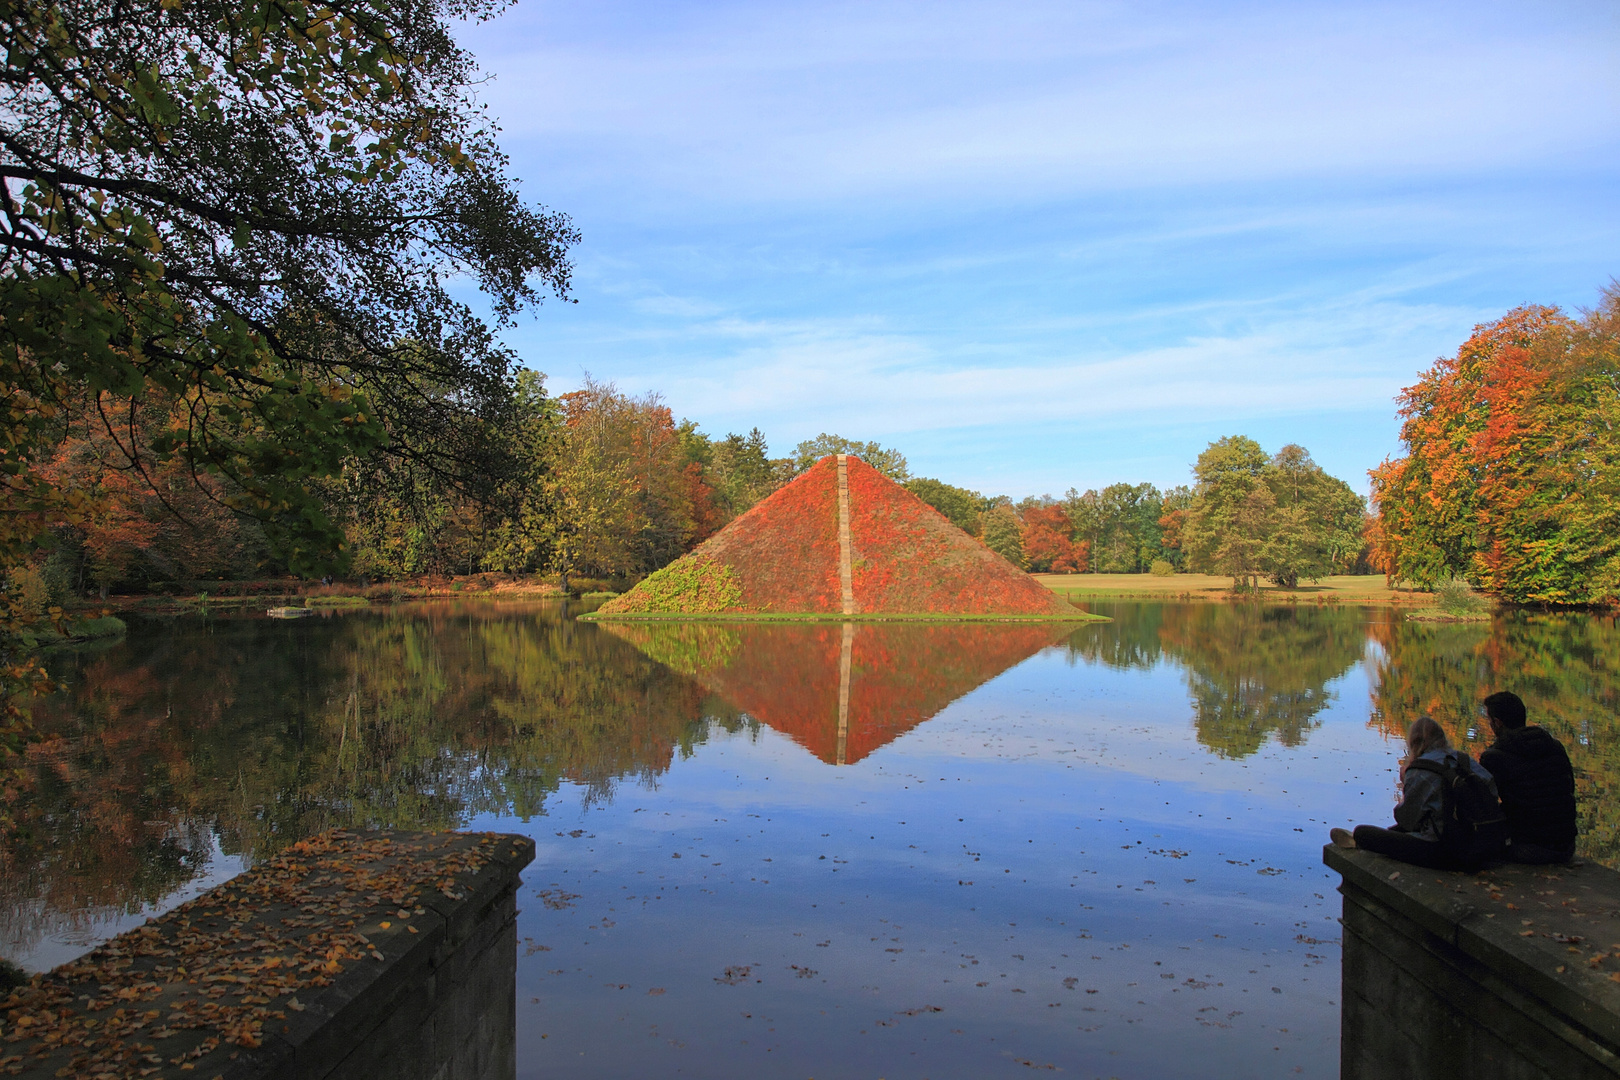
[
  {"left": 1326, "top": 844, "right": 1620, "bottom": 1079},
  {"left": 2, "top": 829, "right": 534, "bottom": 1080}
]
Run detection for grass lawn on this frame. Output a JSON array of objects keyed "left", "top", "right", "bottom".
[
  {"left": 1033, "top": 572, "right": 1435, "bottom": 605},
  {"left": 581, "top": 610, "right": 1108, "bottom": 623}
]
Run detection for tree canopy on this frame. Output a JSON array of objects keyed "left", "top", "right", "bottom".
[
  {"left": 905, "top": 477, "right": 986, "bottom": 533},
  {"left": 0, "top": 0, "right": 580, "bottom": 752},
  {"left": 1180, "top": 437, "right": 1365, "bottom": 590},
  {"left": 792, "top": 434, "right": 909, "bottom": 481},
  {"left": 0, "top": 0, "right": 577, "bottom": 577},
  {"left": 1370, "top": 286, "right": 1620, "bottom": 602}
]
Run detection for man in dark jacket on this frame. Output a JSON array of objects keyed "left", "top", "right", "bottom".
[{"left": 1479, "top": 691, "right": 1577, "bottom": 864}]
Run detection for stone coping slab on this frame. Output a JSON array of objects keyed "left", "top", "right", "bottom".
[
  {"left": 0, "top": 829, "right": 534, "bottom": 1079},
  {"left": 1324, "top": 844, "right": 1620, "bottom": 1051}
]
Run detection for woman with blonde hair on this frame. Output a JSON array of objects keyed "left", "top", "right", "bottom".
[{"left": 1331, "top": 716, "right": 1504, "bottom": 869}]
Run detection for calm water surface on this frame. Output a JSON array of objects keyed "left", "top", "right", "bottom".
[{"left": 7, "top": 600, "right": 1620, "bottom": 1078}]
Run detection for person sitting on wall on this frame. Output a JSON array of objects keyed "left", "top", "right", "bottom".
[
  {"left": 1330, "top": 716, "right": 1502, "bottom": 869},
  {"left": 1478, "top": 691, "right": 1577, "bottom": 864}
]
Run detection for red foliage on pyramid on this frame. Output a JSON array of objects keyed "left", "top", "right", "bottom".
[
  {"left": 602, "top": 621, "right": 1072, "bottom": 764},
  {"left": 598, "top": 455, "right": 1078, "bottom": 616}
]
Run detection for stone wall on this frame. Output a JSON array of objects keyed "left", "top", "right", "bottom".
[
  {"left": 2, "top": 830, "right": 534, "bottom": 1080},
  {"left": 1326, "top": 845, "right": 1620, "bottom": 1079}
]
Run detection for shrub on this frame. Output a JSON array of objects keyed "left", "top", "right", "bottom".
[
  {"left": 9, "top": 564, "right": 50, "bottom": 615},
  {"left": 1150, "top": 559, "right": 1176, "bottom": 577},
  {"left": 1435, "top": 577, "right": 1489, "bottom": 616},
  {"left": 602, "top": 558, "right": 742, "bottom": 614},
  {"left": 71, "top": 616, "right": 127, "bottom": 640},
  {"left": 305, "top": 595, "right": 370, "bottom": 608}
]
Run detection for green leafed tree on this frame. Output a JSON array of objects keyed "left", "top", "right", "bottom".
[
  {"left": 1181, "top": 437, "right": 1364, "bottom": 591},
  {"left": 979, "top": 504, "right": 1025, "bottom": 569},
  {"left": 0, "top": 0, "right": 577, "bottom": 576},
  {"left": 709, "top": 428, "right": 780, "bottom": 517},
  {"left": 0, "top": 0, "right": 576, "bottom": 752},
  {"left": 1063, "top": 482, "right": 1166, "bottom": 572},
  {"left": 792, "top": 434, "right": 910, "bottom": 481},
  {"left": 1260, "top": 444, "right": 1366, "bottom": 587},
  {"left": 905, "top": 477, "right": 987, "bottom": 534},
  {"left": 1180, "top": 436, "right": 1272, "bottom": 591},
  {"left": 475, "top": 371, "right": 567, "bottom": 575}
]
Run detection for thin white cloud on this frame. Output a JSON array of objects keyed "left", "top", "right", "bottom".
[
  {"left": 545, "top": 295, "right": 1460, "bottom": 440},
  {"left": 468, "top": 0, "right": 1618, "bottom": 202}
]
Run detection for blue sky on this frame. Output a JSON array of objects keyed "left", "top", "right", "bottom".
[{"left": 454, "top": 0, "right": 1619, "bottom": 498}]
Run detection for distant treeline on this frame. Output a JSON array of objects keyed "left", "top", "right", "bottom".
[
  {"left": 904, "top": 438, "right": 1368, "bottom": 586},
  {"left": 43, "top": 284, "right": 1620, "bottom": 606},
  {"left": 13, "top": 284, "right": 1620, "bottom": 624},
  {"left": 16, "top": 362, "right": 1372, "bottom": 606}
]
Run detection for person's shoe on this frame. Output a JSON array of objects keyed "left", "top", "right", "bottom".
[{"left": 1330, "top": 827, "right": 1356, "bottom": 849}]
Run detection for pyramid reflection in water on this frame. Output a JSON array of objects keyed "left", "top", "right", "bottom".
[{"left": 601, "top": 621, "right": 1073, "bottom": 765}]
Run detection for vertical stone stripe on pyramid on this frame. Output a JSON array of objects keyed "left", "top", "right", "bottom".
[
  {"left": 836, "top": 621, "right": 853, "bottom": 766},
  {"left": 836, "top": 454, "right": 855, "bottom": 615}
]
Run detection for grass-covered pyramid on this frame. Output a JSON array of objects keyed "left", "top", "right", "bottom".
[{"left": 595, "top": 454, "right": 1086, "bottom": 618}]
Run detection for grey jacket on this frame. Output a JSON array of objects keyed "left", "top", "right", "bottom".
[{"left": 1394, "top": 748, "right": 1498, "bottom": 842}]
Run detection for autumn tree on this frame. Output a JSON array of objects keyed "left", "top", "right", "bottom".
[
  {"left": 1156, "top": 485, "right": 1194, "bottom": 569},
  {"left": 1020, "top": 505, "right": 1086, "bottom": 573},
  {"left": 1369, "top": 306, "right": 1565, "bottom": 590},
  {"left": 39, "top": 390, "right": 270, "bottom": 594},
  {"left": 0, "top": 0, "right": 576, "bottom": 734},
  {"left": 1371, "top": 286, "right": 1620, "bottom": 603},
  {"left": 551, "top": 381, "right": 716, "bottom": 584}
]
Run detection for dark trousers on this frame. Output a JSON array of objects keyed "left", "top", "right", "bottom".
[
  {"left": 1352, "top": 825, "right": 1449, "bottom": 869},
  {"left": 1506, "top": 841, "right": 1575, "bottom": 865}
]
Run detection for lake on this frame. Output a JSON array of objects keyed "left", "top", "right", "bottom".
[{"left": 6, "top": 599, "right": 1618, "bottom": 1078}]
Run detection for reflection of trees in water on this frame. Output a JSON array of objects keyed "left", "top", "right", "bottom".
[
  {"left": 1061, "top": 602, "right": 1169, "bottom": 670},
  {"left": 1065, "top": 602, "right": 1370, "bottom": 758},
  {"left": 1368, "top": 610, "right": 1620, "bottom": 866},
  {"left": 1166, "top": 605, "right": 1368, "bottom": 758},
  {"left": 16, "top": 600, "right": 1620, "bottom": 954},
  {"left": 2, "top": 603, "right": 741, "bottom": 957}
]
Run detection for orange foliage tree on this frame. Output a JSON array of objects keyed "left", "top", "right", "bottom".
[
  {"left": 37, "top": 393, "right": 266, "bottom": 596},
  {"left": 1371, "top": 286, "right": 1620, "bottom": 602},
  {"left": 1020, "top": 505, "right": 1088, "bottom": 573}
]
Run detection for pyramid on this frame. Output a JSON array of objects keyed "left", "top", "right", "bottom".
[
  {"left": 594, "top": 454, "right": 1086, "bottom": 618},
  {"left": 601, "top": 621, "right": 1074, "bottom": 764}
]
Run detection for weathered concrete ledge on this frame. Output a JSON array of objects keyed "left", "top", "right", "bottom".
[
  {"left": 1325, "top": 844, "right": 1620, "bottom": 1079},
  {"left": 1, "top": 829, "right": 534, "bottom": 1080}
]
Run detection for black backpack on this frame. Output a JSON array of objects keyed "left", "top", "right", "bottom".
[{"left": 1406, "top": 754, "right": 1509, "bottom": 867}]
